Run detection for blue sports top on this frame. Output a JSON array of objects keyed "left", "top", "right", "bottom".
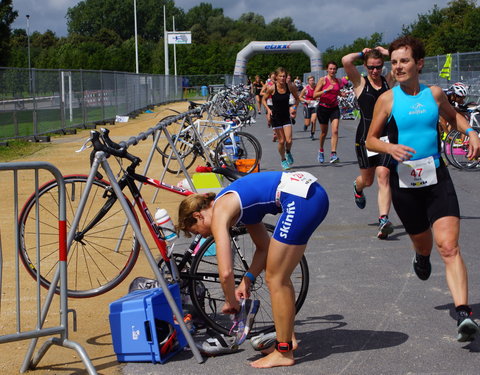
[
  {"left": 215, "top": 171, "right": 282, "bottom": 225},
  {"left": 387, "top": 84, "right": 441, "bottom": 166}
]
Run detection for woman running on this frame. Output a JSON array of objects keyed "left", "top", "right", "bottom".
[
  {"left": 299, "top": 75, "right": 318, "bottom": 140},
  {"left": 314, "top": 61, "right": 345, "bottom": 163},
  {"left": 262, "top": 67, "right": 300, "bottom": 170},
  {"left": 366, "top": 35, "right": 480, "bottom": 342},
  {"left": 251, "top": 75, "right": 264, "bottom": 114}
]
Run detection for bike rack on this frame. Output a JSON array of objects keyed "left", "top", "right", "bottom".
[
  {"left": 86, "top": 152, "right": 205, "bottom": 364},
  {"left": 0, "top": 162, "right": 96, "bottom": 374}
]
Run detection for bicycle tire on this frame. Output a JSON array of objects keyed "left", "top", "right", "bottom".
[
  {"left": 18, "top": 175, "right": 141, "bottom": 298},
  {"left": 188, "top": 223, "right": 309, "bottom": 336},
  {"left": 155, "top": 115, "right": 194, "bottom": 159},
  {"left": 213, "top": 131, "right": 262, "bottom": 174},
  {"left": 449, "top": 129, "right": 480, "bottom": 171},
  {"left": 442, "top": 130, "right": 463, "bottom": 169}
]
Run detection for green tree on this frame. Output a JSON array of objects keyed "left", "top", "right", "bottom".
[{"left": 0, "top": 0, "right": 18, "bottom": 66}]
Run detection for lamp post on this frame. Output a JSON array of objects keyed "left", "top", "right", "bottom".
[
  {"left": 134, "top": 0, "right": 139, "bottom": 73},
  {"left": 26, "top": 14, "right": 32, "bottom": 93}
]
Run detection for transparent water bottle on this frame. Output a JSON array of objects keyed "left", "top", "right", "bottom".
[{"left": 154, "top": 208, "right": 178, "bottom": 242}]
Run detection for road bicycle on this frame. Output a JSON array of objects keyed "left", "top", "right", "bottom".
[
  {"left": 17, "top": 128, "right": 308, "bottom": 336},
  {"left": 442, "top": 104, "right": 480, "bottom": 171},
  {"left": 155, "top": 103, "right": 262, "bottom": 175}
]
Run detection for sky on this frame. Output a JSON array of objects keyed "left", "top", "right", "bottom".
[{"left": 11, "top": 0, "right": 453, "bottom": 51}]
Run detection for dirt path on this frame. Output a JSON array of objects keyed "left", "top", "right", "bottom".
[{"left": 0, "top": 101, "right": 196, "bottom": 374}]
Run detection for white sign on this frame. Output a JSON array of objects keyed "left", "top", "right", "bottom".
[{"left": 167, "top": 32, "right": 192, "bottom": 44}]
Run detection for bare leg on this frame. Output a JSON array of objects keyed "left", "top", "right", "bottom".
[
  {"left": 433, "top": 216, "right": 468, "bottom": 306},
  {"left": 330, "top": 118, "right": 340, "bottom": 152},
  {"left": 319, "top": 123, "right": 328, "bottom": 150},
  {"left": 355, "top": 167, "right": 375, "bottom": 192},
  {"left": 276, "top": 128, "right": 286, "bottom": 161},
  {"left": 375, "top": 166, "right": 391, "bottom": 217},
  {"left": 283, "top": 125, "right": 293, "bottom": 154},
  {"left": 250, "top": 239, "right": 306, "bottom": 368}
]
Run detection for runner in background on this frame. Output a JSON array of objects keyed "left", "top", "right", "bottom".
[
  {"left": 261, "top": 72, "right": 277, "bottom": 142},
  {"left": 342, "top": 47, "right": 396, "bottom": 239},
  {"left": 251, "top": 75, "right": 265, "bottom": 114},
  {"left": 299, "top": 75, "right": 318, "bottom": 140},
  {"left": 314, "top": 61, "right": 346, "bottom": 163},
  {"left": 262, "top": 67, "right": 300, "bottom": 170}
]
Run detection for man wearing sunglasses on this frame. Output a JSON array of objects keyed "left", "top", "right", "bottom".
[{"left": 342, "top": 47, "right": 396, "bottom": 239}]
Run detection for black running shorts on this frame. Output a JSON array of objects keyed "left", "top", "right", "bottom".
[
  {"left": 316, "top": 105, "right": 340, "bottom": 124},
  {"left": 389, "top": 161, "right": 460, "bottom": 235}
]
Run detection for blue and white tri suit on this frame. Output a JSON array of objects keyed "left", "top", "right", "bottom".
[
  {"left": 215, "top": 171, "right": 329, "bottom": 245},
  {"left": 386, "top": 85, "right": 459, "bottom": 234}
]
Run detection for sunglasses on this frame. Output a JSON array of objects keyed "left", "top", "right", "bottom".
[{"left": 367, "top": 65, "right": 384, "bottom": 71}]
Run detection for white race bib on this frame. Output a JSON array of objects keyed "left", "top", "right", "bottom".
[
  {"left": 398, "top": 156, "right": 437, "bottom": 188},
  {"left": 308, "top": 100, "right": 319, "bottom": 108},
  {"left": 366, "top": 136, "right": 389, "bottom": 157},
  {"left": 278, "top": 171, "right": 318, "bottom": 198}
]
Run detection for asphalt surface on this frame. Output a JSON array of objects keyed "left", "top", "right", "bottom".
[{"left": 122, "top": 109, "right": 480, "bottom": 375}]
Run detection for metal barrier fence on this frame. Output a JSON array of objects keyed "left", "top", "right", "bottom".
[
  {"left": 0, "top": 68, "right": 242, "bottom": 142},
  {"left": 0, "top": 162, "right": 95, "bottom": 374}
]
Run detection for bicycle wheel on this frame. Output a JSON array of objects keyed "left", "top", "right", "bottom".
[
  {"left": 188, "top": 223, "right": 309, "bottom": 336},
  {"left": 442, "top": 130, "right": 462, "bottom": 169},
  {"left": 449, "top": 130, "right": 480, "bottom": 171},
  {"left": 18, "top": 175, "right": 141, "bottom": 298},
  {"left": 214, "top": 131, "right": 262, "bottom": 174}
]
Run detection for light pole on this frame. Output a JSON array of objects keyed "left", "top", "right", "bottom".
[
  {"left": 133, "top": 0, "right": 139, "bottom": 73},
  {"left": 26, "top": 14, "right": 32, "bottom": 93}
]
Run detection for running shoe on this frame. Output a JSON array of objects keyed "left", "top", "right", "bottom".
[
  {"left": 353, "top": 181, "right": 366, "bottom": 209},
  {"left": 377, "top": 216, "right": 394, "bottom": 239},
  {"left": 303, "top": 125, "right": 307, "bottom": 131},
  {"left": 230, "top": 299, "right": 260, "bottom": 345},
  {"left": 317, "top": 151, "right": 324, "bottom": 163},
  {"left": 412, "top": 253, "right": 431, "bottom": 280},
  {"left": 329, "top": 153, "right": 339, "bottom": 163},
  {"left": 457, "top": 313, "right": 479, "bottom": 342},
  {"left": 250, "top": 332, "right": 277, "bottom": 351},
  {"left": 281, "top": 160, "right": 291, "bottom": 170},
  {"left": 286, "top": 152, "right": 294, "bottom": 165},
  {"left": 310, "top": 133, "right": 315, "bottom": 140},
  {"left": 195, "top": 332, "right": 239, "bottom": 356}
]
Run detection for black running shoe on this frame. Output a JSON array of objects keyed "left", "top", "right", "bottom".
[
  {"left": 412, "top": 253, "right": 431, "bottom": 280},
  {"left": 353, "top": 181, "right": 366, "bottom": 209},
  {"left": 457, "top": 313, "right": 479, "bottom": 342}
]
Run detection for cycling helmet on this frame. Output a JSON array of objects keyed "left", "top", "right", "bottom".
[
  {"left": 155, "top": 319, "right": 178, "bottom": 356},
  {"left": 449, "top": 82, "right": 468, "bottom": 97}
]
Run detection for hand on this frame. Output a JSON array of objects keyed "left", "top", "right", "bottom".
[
  {"left": 221, "top": 300, "right": 240, "bottom": 315},
  {"left": 235, "top": 279, "right": 251, "bottom": 300},
  {"left": 467, "top": 130, "right": 480, "bottom": 160},
  {"left": 390, "top": 144, "right": 416, "bottom": 162},
  {"left": 375, "top": 46, "right": 389, "bottom": 56},
  {"left": 362, "top": 47, "right": 372, "bottom": 55}
]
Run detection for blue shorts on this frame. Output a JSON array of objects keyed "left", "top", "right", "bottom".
[{"left": 272, "top": 182, "right": 329, "bottom": 245}]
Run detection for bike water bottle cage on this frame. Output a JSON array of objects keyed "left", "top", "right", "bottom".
[{"left": 275, "top": 340, "right": 293, "bottom": 353}]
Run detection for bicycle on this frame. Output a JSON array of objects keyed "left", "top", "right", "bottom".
[
  {"left": 442, "top": 104, "right": 480, "bottom": 171},
  {"left": 18, "top": 128, "right": 308, "bottom": 336},
  {"left": 155, "top": 104, "right": 262, "bottom": 175}
]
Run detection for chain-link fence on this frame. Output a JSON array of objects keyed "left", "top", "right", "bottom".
[
  {"left": 0, "top": 68, "right": 239, "bottom": 142},
  {"left": 304, "top": 51, "right": 480, "bottom": 103}
]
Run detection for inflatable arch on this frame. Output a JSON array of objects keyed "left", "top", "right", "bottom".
[{"left": 233, "top": 40, "right": 322, "bottom": 76}]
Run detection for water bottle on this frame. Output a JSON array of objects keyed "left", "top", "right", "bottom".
[{"left": 154, "top": 208, "right": 178, "bottom": 242}]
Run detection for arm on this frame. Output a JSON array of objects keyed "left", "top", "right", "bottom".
[
  {"left": 433, "top": 86, "right": 480, "bottom": 159},
  {"left": 210, "top": 194, "right": 241, "bottom": 314},
  {"left": 289, "top": 82, "right": 300, "bottom": 117},
  {"left": 366, "top": 91, "right": 416, "bottom": 161},
  {"left": 341, "top": 50, "right": 367, "bottom": 90},
  {"left": 313, "top": 77, "right": 326, "bottom": 99},
  {"left": 235, "top": 223, "right": 270, "bottom": 300},
  {"left": 262, "top": 85, "right": 274, "bottom": 118},
  {"left": 375, "top": 46, "right": 396, "bottom": 88}
]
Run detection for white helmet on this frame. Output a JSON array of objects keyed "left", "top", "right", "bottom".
[{"left": 450, "top": 82, "right": 468, "bottom": 97}]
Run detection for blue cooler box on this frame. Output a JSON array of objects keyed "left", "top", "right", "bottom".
[{"left": 109, "top": 283, "right": 187, "bottom": 363}]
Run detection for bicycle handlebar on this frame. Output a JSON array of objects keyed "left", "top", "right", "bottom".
[{"left": 90, "top": 130, "right": 141, "bottom": 166}]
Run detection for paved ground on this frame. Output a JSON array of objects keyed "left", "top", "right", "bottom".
[{"left": 122, "top": 110, "right": 480, "bottom": 374}]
